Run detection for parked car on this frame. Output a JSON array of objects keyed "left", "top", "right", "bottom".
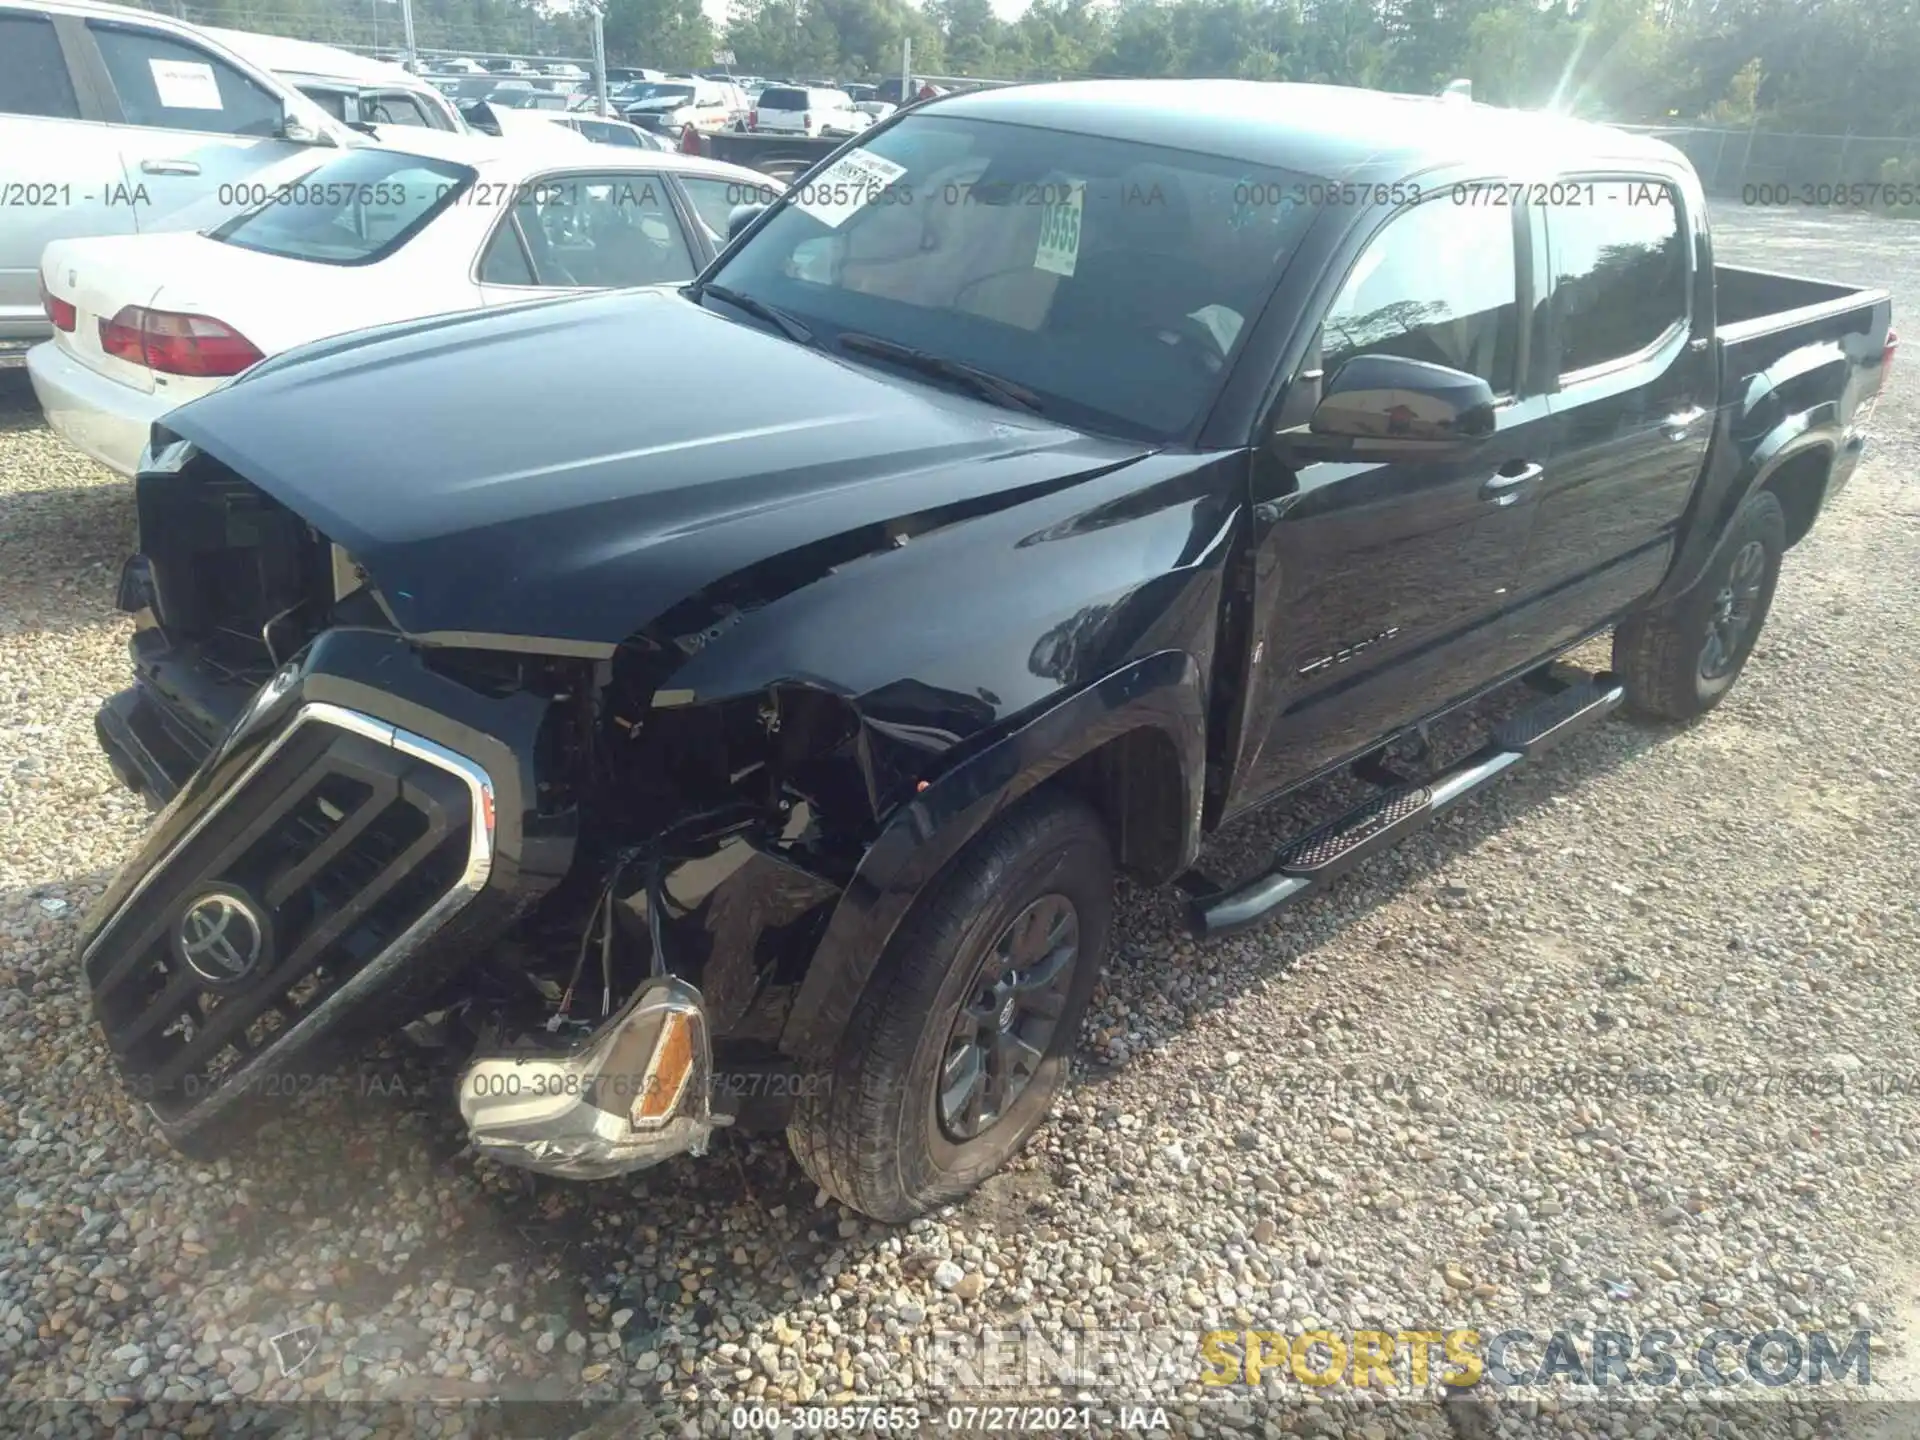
[
  {"left": 434, "top": 58, "right": 488, "bottom": 76},
  {"left": 543, "top": 62, "right": 587, "bottom": 79},
  {"left": 750, "top": 85, "right": 871, "bottom": 138},
  {"left": 29, "top": 128, "right": 778, "bottom": 476},
  {"left": 203, "top": 26, "right": 465, "bottom": 132},
  {"left": 74, "top": 82, "right": 1894, "bottom": 1222},
  {"left": 460, "top": 102, "right": 592, "bottom": 142},
  {"left": 0, "top": 0, "right": 354, "bottom": 367},
  {"left": 491, "top": 89, "right": 572, "bottom": 111},
  {"left": 620, "top": 77, "right": 742, "bottom": 136},
  {"left": 523, "top": 110, "right": 673, "bottom": 151}
]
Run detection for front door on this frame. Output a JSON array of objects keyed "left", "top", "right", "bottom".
[
  {"left": 82, "top": 16, "right": 320, "bottom": 234},
  {"left": 1226, "top": 192, "right": 1551, "bottom": 812}
]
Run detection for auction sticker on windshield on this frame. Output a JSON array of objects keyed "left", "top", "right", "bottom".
[
  {"left": 1034, "top": 181, "right": 1085, "bottom": 277},
  {"left": 792, "top": 150, "right": 909, "bottom": 230}
]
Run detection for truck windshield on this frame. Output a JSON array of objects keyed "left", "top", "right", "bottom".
[
  {"left": 705, "top": 114, "right": 1320, "bottom": 440},
  {"left": 207, "top": 147, "right": 474, "bottom": 266}
]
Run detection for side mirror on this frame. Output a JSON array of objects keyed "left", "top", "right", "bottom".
[
  {"left": 726, "top": 202, "right": 769, "bottom": 240},
  {"left": 277, "top": 103, "right": 336, "bottom": 147},
  {"left": 1279, "top": 354, "right": 1496, "bottom": 460}
]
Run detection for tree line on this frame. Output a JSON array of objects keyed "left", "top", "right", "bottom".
[{"left": 135, "top": 0, "right": 1920, "bottom": 138}]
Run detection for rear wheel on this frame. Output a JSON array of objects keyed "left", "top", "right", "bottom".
[
  {"left": 787, "top": 791, "right": 1111, "bottom": 1222},
  {"left": 1613, "top": 488, "right": 1786, "bottom": 721}
]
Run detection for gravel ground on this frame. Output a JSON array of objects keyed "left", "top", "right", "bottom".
[{"left": 1, "top": 203, "right": 1917, "bottom": 1439}]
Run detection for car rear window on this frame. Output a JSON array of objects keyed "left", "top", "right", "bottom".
[
  {"left": 758, "top": 88, "right": 809, "bottom": 111},
  {"left": 207, "top": 146, "right": 474, "bottom": 266}
]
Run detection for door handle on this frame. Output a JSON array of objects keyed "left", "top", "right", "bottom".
[
  {"left": 1480, "top": 461, "right": 1542, "bottom": 505},
  {"left": 140, "top": 158, "right": 201, "bottom": 176},
  {"left": 1662, "top": 406, "right": 1706, "bottom": 441}
]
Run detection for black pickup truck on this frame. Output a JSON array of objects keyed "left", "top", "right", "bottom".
[{"left": 81, "top": 81, "right": 1893, "bottom": 1221}]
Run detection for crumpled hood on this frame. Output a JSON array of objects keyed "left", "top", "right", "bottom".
[{"left": 162, "top": 288, "right": 1151, "bottom": 653}]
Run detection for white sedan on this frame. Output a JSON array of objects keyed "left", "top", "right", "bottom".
[{"left": 29, "top": 127, "right": 780, "bottom": 477}]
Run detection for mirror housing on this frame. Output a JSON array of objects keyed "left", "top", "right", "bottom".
[
  {"left": 277, "top": 103, "right": 336, "bottom": 147},
  {"left": 1277, "top": 354, "right": 1496, "bottom": 461},
  {"left": 726, "top": 202, "right": 769, "bottom": 240}
]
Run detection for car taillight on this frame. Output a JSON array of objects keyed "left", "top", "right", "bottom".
[
  {"left": 97, "top": 305, "right": 263, "bottom": 377},
  {"left": 1883, "top": 327, "right": 1899, "bottom": 379},
  {"left": 40, "top": 276, "right": 76, "bottom": 332},
  {"left": 748, "top": 108, "right": 757, "bottom": 130},
  {"left": 802, "top": 111, "right": 812, "bottom": 130}
]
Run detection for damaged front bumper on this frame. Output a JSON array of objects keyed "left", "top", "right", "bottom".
[{"left": 459, "top": 975, "right": 722, "bottom": 1180}]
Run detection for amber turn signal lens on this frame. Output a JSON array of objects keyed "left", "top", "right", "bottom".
[{"left": 629, "top": 1011, "right": 695, "bottom": 1128}]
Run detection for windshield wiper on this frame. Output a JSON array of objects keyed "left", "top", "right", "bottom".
[
  {"left": 835, "top": 332, "right": 1043, "bottom": 415},
  {"left": 697, "top": 283, "right": 814, "bottom": 345}
]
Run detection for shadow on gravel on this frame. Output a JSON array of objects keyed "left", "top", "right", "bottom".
[
  {"left": 0, "top": 371, "right": 43, "bottom": 430},
  {"left": 0, "top": 669, "right": 1690, "bottom": 1408}
]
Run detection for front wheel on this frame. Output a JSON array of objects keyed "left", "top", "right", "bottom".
[
  {"left": 787, "top": 791, "right": 1112, "bottom": 1222},
  {"left": 1613, "top": 488, "right": 1786, "bottom": 721}
]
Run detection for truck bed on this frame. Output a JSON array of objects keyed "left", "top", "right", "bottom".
[
  {"left": 1715, "top": 263, "right": 1885, "bottom": 340},
  {"left": 1713, "top": 262, "right": 1890, "bottom": 408}
]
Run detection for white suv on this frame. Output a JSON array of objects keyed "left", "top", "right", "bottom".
[
  {"left": 0, "top": 0, "right": 350, "bottom": 366},
  {"left": 751, "top": 86, "right": 872, "bottom": 138}
]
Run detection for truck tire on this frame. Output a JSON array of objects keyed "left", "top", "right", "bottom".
[
  {"left": 787, "top": 791, "right": 1112, "bottom": 1222},
  {"left": 1613, "top": 488, "right": 1786, "bottom": 721}
]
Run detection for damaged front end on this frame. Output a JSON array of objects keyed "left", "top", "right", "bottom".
[
  {"left": 79, "top": 285, "right": 1188, "bottom": 1180},
  {"left": 83, "top": 446, "right": 870, "bottom": 1177}
]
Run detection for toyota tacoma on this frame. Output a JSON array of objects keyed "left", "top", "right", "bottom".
[{"left": 80, "top": 81, "right": 1894, "bottom": 1220}]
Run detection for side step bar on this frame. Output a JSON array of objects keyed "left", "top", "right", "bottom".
[{"left": 1185, "top": 671, "right": 1625, "bottom": 939}]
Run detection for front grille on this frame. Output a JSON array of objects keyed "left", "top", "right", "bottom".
[{"left": 83, "top": 705, "right": 491, "bottom": 1129}]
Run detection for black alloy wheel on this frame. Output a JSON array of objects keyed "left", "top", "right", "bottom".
[
  {"left": 936, "top": 893, "right": 1079, "bottom": 1142},
  {"left": 1698, "top": 539, "right": 1768, "bottom": 682}
]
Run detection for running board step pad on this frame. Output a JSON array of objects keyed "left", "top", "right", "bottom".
[
  {"left": 1187, "top": 668, "right": 1623, "bottom": 939},
  {"left": 1492, "top": 673, "right": 1624, "bottom": 756},
  {"left": 1277, "top": 785, "right": 1432, "bottom": 877}
]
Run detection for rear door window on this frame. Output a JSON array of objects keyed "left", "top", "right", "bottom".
[
  {"left": 1547, "top": 180, "right": 1688, "bottom": 376},
  {"left": 89, "top": 21, "right": 283, "bottom": 137},
  {"left": 507, "top": 172, "right": 698, "bottom": 288},
  {"left": 0, "top": 13, "right": 81, "bottom": 119}
]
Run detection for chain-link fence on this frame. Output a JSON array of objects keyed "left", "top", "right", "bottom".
[{"left": 1619, "top": 124, "right": 1920, "bottom": 198}]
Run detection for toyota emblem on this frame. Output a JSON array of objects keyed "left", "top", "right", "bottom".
[{"left": 173, "top": 888, "right": 268, "bottom": 986}]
